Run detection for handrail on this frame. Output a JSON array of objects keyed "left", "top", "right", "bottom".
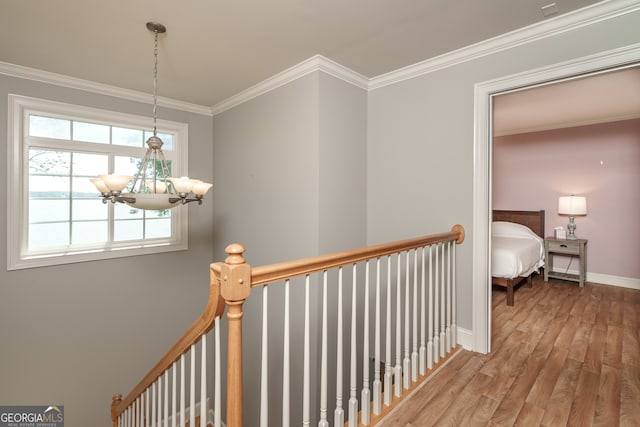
[
  {"left": 112, "top": 224, "right": 465, "bottom": 426},
  {"left": 215, "top": 224, "right": 464, "bottom": 287},
  {"left": 111, "top": 266, "right": 226, "bottom": 424}
]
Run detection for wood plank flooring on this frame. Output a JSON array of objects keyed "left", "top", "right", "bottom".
[{"left": 376, "top": 275, "right": 640, "bottom": 426}]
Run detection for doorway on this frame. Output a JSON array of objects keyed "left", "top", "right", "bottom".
[{"left": 472, "top": 44, "right": 640, "bottom": 354}]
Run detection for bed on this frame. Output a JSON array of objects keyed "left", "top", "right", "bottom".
[{"left": 492, "top": 210, "right": 545, "bottom": 306}]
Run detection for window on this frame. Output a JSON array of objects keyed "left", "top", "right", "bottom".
[{"left": 8, "top": 95, "right": 189, "bottom": 270}]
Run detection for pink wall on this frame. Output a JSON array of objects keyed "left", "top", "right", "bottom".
[{"left": 493, "top": 118, "right": 640, "bottom": 280}]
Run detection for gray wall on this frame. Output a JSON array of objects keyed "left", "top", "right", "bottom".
[
  {"left": 212, "top": 70, "right": 367, "bottom": 425},
  {"left": 0, "top": 74, "right": 214, "bottom": 426},
  {"left": 367, "top": 10, "right": 640, "bottom": 332}
]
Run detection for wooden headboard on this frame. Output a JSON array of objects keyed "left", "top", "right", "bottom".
[{"left": 493, "top": 210, "right": 545, "bottom": 238}]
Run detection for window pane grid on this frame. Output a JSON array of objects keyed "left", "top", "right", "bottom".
[
  {"left": 25, "top": 113, "right": 177, "bottom": 256},
  {"left": 27, "top": 148, "right": 173, "bottom": 250},
  {"left": 28, "top": 113, "right": 174, "bottom": 151}
]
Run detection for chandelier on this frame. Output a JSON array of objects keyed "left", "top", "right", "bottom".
[{"left": 90, "top": 22, "right": 212, "bottom": 211}]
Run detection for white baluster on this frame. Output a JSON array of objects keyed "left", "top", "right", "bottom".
[
  {"left": 384, "top": 256, "right": 392, "bottom": 407},
  {"left": 452, "top": 241, "right": 457, "bottom": 347},
  {"left": 151, "top": 381, "right": 156, "bottom": 427},
  {"left": 180, "top": 354, "right": 185, "bottom": 427},
  {"left": 303, "top": 276, "right": 311, "bottom": 427},
  {"left": 394, "top": 253, "right": 402, "bottom": 398},
  {"left": 419, "top": 246, "right": 426, "bottom": 376},
  {"left": 361, "top": 261, "right": 371, "bottom": 425},
  {"left": 146, "top": 388, "right": 150, "bottom": 427},
  {"left": 403, "top": 252, "right": 411, "bottom": 390},
  {"left": 164, "top": 370, "right": 168, "bottom": 427},
  {"left": 427, "top": 245, "right": 434, "bottom": 370},
  {"left": 335, "top": 268, "right": 344, "bottom": 425},
  {"left": 158, "top": 375, "right": 162, "bottom": 427},
  {"left": 190, "top": 345, "right": 195, "bottom": 427},
  {"left": 140, "top": 394, "right": 145, "bottom": 427},
  {"left": 282, "top": 279, "right": 291, "bottom": 427},
  {"left": 412, "top": 249, "right": 418, "bottom": 382},
  {"left": 172, "top": 362, "right": 176, "bottom": 427},
  {"left": 319, "top": 272, "right": 329, "bottom": 427},
  {"left": 348, "top": 265, "right": 358, "bottom": 427},
  {"left": 214, "top": 316, "right": 222, "bottom": 427},
  {"left": 137, "top": 395, "right": 141, "bottom": 427},
  {"left": 446, "top": 241, "right": 452, "bottom": 352},
  {"left": 440, "top": 243, "right": 446, "bottom": 358},
  {"left": 200, "top": 335, "right": 207, "bottom": 427},
  {"left": 260, "top": 286, "right": 269, "bottom": 427},
  {"left": 373, "top": 258, "right": 382, "bottom": 415},
  {"left": 434, "top": 244, "right": 440, "bottom": 364}
]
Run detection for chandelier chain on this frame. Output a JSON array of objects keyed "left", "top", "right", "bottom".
[{"left": 152, "top": 29, "right": 159, "bottom": 137}]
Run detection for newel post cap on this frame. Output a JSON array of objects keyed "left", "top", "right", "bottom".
[
  {"left": 220, "top": 243, "right": 251, "bottom": 302},
  {"left": 452, "top": 224, "right": 465, "bottom": 244}
]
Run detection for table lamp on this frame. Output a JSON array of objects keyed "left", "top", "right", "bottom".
[{"left": 558, "top": 195, "right": 587, "bottom": 240}]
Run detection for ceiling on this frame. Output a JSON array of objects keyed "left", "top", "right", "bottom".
[
  {"left": 0, "top": 0, "right": 604, "bottom": 108},
  {"left": 493, "top": 66, "right": 640, "bottom": 136}
]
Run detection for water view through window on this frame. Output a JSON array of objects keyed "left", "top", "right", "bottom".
[{"left": 27, "top": 113, "right": 174, "bottom": 252}]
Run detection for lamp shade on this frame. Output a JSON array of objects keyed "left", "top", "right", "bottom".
[{"left": 558, "top": 196, "right": 587, "bottom": 215}]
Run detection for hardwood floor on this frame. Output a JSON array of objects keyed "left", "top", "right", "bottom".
[{"left": 376, "top": 275, "right": 640, "bottom": 426}]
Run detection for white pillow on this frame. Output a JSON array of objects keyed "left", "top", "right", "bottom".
[{"left": 492, "top": 221, "right": 542, "bottom": 241}]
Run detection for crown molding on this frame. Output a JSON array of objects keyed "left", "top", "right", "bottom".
[
  {"left": 213, "top": 0, "right": 639, "bottom": 114},
  {"left": 0, "top": 61, "right": 213, "bottom": 116},
  {"left": 2, "top": 0, "right": 638, "bottom": 116},
  {"left": 211, "top": 55, "right": 368, "bottom": 115},
  {"left": 369, "top": 0, "right": 640, "bottom": 90}
]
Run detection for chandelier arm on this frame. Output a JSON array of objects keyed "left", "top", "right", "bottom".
[
  {"left": 130, "top": 147, "right": 154, "bottom": 192},
  {"left": 114, "top": 195, "right": 137, "bottom": 204},
  {"left": 168, "top": 197, "right": 203, "bottom": 205},
  {"left": 152, "top": 148, "right": 158, "bottom": 192},
  {"left": 156, "top": 149, "right": 175, "bottom": 194}
]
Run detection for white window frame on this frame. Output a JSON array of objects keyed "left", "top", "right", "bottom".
[{"left": 7, "top": 94, "right": 189, "bottom": 270}]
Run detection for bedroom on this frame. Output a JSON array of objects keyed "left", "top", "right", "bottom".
[{"left": 491, "top": 65, "right": 640, "bottom": 306}]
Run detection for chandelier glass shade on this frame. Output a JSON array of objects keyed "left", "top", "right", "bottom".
[{"left": 91, "top": 22, "right": 212, "bottom": 210}]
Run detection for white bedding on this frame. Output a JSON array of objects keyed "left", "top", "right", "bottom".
[{"left": 492, "top": 221, "right": 545, "bottom": 279}]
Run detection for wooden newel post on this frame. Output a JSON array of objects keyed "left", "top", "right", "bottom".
[
  {"left": 219, "top": 244, "right": 252, "bottom": 427},
  {"left": 111, "top": 394, "right": 121, "bottom": 427}
]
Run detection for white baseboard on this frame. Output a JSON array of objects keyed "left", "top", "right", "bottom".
[
  {"left": 456, "top": 326, "right": 473, "bottom": 351},
  {"left": 550, "top": 268, "right": 640, "bottom": 290}
]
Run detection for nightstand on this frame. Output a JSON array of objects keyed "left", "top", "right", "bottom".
[{"left": 544, "top": 238, "right": 587, "bottom": 287}]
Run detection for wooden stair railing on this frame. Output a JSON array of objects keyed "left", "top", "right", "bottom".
[
  {"left": 112, "top": 224, "right": 465, "bottom": 427},
  {"left": 111, "top": 259, "right": 226, "bottom": 426}
]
